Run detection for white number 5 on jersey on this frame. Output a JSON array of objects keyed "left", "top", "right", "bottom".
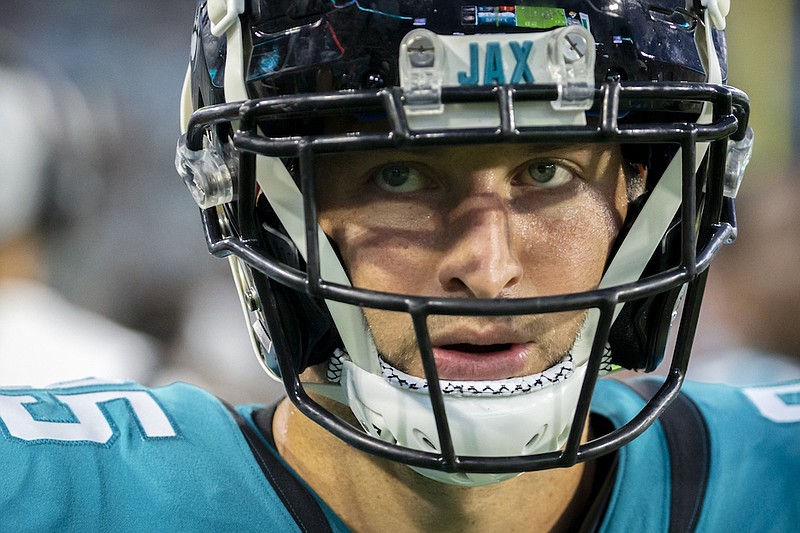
[{"left": 0, "top": 390, "right": 176, "bottom": 443}]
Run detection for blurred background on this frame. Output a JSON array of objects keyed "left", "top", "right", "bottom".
[
  {"left": 0, "top": 0, "right": 273, "bottom": 403},
  {"left": 0, "top": 1, "right": 797, "bottom": 402}
]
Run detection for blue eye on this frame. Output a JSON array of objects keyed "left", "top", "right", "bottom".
[
  {"left": 374, "top": 163, "right": 427, "bottom": 193},
  {"left": 526, "top": 162, "right": 574, "bottom": 188}
]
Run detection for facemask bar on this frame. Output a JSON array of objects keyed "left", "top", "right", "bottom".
[{"left": 185, "top": 80, "right": 746, "bottom": 473}]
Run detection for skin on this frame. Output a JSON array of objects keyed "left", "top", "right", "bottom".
[
  {"left": 272, "top": 142, "right": 634, "bottom": 532},
  {"left": 315, "top": 142, "right": 632, "bottom": 379}
]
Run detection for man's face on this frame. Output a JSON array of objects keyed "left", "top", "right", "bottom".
[{"left": 316, "top": 143, "right": 631, "bottom": 381}]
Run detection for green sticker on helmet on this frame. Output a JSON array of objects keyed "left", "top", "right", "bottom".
[
  {"left": 461, "top": 6, "right": 567, "bottom": 29},
  {"left": 515, "top": 6, "right": 568, "bottom": 29}
]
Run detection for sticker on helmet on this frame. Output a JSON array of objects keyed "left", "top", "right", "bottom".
[
  {"left": 461, "top": 5, "right": 568, "bottom": 29},
  {"left": 566, "top": 11, "right": 591, "bottom": 31}
]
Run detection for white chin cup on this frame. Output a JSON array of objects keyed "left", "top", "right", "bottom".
[{"left": 339, "top": 360, "right": 586, "bottom": 486}]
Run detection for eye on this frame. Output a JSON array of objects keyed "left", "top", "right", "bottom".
[
  {"left": 373, "top": 163, "right": 428, "bottom": 193},
  {"left": 524, "top": 162, "right": 574, "bottom": 188}
]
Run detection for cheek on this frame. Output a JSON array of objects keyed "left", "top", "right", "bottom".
[
  {"left": 319, "top": 207, "right": 437, "bottom": 293},
  {"left": 513, "top": 185, "right": 624, "bottom": 294}
]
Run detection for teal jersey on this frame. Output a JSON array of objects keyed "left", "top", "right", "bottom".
[
  {"left": 0, "top": 379, "right": 348, "bottom": 532},
  {"left": 593, "top": 378, "right": 800, "bottom": 532},
  {"left": 0, "top": 377, "right": 797, "bottom": 531}
]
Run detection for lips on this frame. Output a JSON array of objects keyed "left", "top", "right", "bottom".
[{"left": 432, "top": 342, "right": 530, "bottom": 380}]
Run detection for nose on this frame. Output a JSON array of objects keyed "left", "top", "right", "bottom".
[{"left": 437, "top": 194, "right": 524, "bottom": 298}]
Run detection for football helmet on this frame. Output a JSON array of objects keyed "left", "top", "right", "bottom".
[{"left": 177, "top": 0, "right": 752, "bottom": 485}]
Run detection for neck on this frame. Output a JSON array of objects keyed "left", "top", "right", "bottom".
[{"left": 273, "top": 397, "right": 596, "bottom": 533}]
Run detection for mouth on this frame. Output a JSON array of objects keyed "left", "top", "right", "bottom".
[
  {"left": 441, "top": 343, "right": 513, "bottom": 353},
  {"left": 432, "top": 342, "right": 530, "bottom": 380}
]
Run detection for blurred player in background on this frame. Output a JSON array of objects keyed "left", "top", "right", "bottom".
[{"left": 0, "top": 31, "right": 160, "bottom": 386}]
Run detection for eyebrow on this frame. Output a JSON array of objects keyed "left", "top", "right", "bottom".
[{"left": 520, "top": 143, "right": 586, "bottom": 156}]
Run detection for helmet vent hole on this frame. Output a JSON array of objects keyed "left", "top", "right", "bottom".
[
  {"left": 522, "top": 425, "right": 547, "bottom": 454},
  {"left": 412, "top": 429, "right": 439, "bottom": 451},
  {"left": 556, "top": 424, "right": 571, "bottom": 445}
]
